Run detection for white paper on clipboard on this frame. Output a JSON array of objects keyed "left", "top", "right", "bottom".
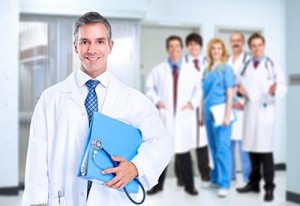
[{"left": 210, "top": 103, "right": 237, "bottom": 127}]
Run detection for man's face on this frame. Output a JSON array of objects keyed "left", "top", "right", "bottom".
[
  {"left": 74, "top": 23, "right": 113, "bottom": 78},
  {"left": 230, "top": 33, "right": 244, "bottom": 55},
  {"left": 167, "top": 39, "right": 182, "bottom": 62},
  {"left": 187, "top": 41, "right": 201, "bottom": 57},
  {"left": 249, "top": 38, "right": 265, "bottom": 59}
]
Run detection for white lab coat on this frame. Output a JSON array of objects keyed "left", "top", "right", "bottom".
[
  {"left": 238, "top": 57, "right": 287, "bottom": 152},
  {"left": 146, "top": 59, "right": 200, "bottom": 154},
  {"left": 185, "top": 54, "right": 208, "bottom": 147},
  {"left": 227, "top": 52, "right": 250, "bottom": 141},
  {"left": 22, "top": 71, "right": 172, "bottom": 206}
]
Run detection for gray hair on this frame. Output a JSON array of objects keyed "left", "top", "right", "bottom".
[
  {"left": 73, "top": 11, "right": 112, "bottom": 42},
  {"left": 230, "top": 31, "right": 245, "bottom": 43}
]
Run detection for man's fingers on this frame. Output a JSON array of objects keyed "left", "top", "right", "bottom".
[
  {"left": 102, "top": 167, "right": 118, "bottom": 175},
  {"left": 104, "top": 172, "right": 128, "bottom": 189},
  {"left": 114, "top": 180, "right": 126, "bottom": 189},
  {"left": 105, "top": 176, "right": 121, "bottom": 187},
  {"left": 111, "top": 156, "right": 126, "bottom": 162}
]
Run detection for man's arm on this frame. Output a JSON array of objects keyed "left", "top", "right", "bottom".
[
  {"left": 22, "top": 93, "right": 49, "bottom": 206},
  {"left": 185, "top": 73, "right": 201, "bottom": 110},
  {"left": 130, "top": 99, "right": 172, "bottom": 189},
  {"left": 103, "top": 96, "right": 172, "bottom": 190},
  {"left": 145, "top": 68, "right": 162, "bottom": 106}
]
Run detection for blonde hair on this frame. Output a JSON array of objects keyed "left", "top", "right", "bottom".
[{"left": 206, "top": 38, "right": 228, "bottom": 69}]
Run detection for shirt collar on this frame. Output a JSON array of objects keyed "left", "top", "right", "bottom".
[
  {"left": 76, "top": 69, "right": 109, "bottom": 88},
  {"left": 168, "top": 58, "right": 182, "bottom": 71},
  {"left": 252, "top": 55, "right": 265, "bottom": 63}
]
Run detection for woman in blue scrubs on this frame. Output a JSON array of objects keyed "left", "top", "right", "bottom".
[{"left": 201, "top": 38, "right": 235, "bottom": 198}]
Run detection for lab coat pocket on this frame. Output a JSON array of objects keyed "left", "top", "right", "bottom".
[
  {"left": 174, "top": 109, "right": 196, "bottom": 153},
  {"left": 158, "top": 108, "right": 172, "bottom": 132},
  {"left": 260, "top": 105, "right": 275, "bottom": 124},
  {"left": 49, "top": 196, "right": 67, "bottom": 206}
]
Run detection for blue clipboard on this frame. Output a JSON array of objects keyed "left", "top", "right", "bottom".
[{"left": 77, "top": 112, "right": 143, "bottom": 194}]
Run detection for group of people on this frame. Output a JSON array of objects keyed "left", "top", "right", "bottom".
[
  {"left": 145, "top": 31, "right": 286, "bottom": 202},
  {"left": 22, "top": 11, "right": 286, "bottom": 206}
]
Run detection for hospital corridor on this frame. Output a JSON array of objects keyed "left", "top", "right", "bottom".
[{"left": 1, "top": 0, "right": 300, "bottom": 206}]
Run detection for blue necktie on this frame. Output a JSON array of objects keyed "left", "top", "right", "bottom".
[
  {"left": 85, "top": 79, "right": 100, "bottom": 123},
  {"left": 85, "top": 79, "right": 100, "bottom": 197}
]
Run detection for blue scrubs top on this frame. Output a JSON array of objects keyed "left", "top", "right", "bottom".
[{"left": 202, "top": 63, "right": 236, "bottom": 108}]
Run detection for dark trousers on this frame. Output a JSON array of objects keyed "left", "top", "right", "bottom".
[
  {"left": 175, "top": 152, "right": 195, "bottom": 190},
  {"left": 196, "top": 146, "right": 211, "bottom": 181},
  {"left": 152, "top": 166, "right": 168, "bottom": 190},
  {"left": 195, "top": 108, "right": 211, "bottom": 181},
  {"left": 249, "top": 152, "right": 275, "bottom": 190}
]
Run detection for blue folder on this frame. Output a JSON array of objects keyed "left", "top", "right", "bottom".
[{"left": 77, "top": 112, "right": 143, "bottom": 193}]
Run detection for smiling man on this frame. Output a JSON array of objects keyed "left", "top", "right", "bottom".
[
  {"left": 236, "top": 33, "right": 287, "bottom": 202},
  {"left": 146, "top": 35, "right": 200, "bottom": 196},
  {"left": 22, "top": 12, "right": 172, "bottom": 206}
]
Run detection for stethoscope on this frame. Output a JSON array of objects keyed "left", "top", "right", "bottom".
[
  {"left": 91, "top": 139, "right": 146, "bottom": 205},
  {"left": 240, "top": 57, "right": 277, "bottom": 82}
]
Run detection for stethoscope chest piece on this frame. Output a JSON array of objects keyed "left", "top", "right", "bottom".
[{"left": 92, "top": 139, "right": 102, "bottom": 151}]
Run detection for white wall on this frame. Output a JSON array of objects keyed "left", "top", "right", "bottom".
[
  {"left": 144, "top": 0, "right": 287, "bottom": 164},
  {"left": 0, "top": 0, "right": 19, "bottom": 188},
  {"left": 286, "top": 0, "right": 300, "bottom": 198},
  {"left": 21, "top": 0, "right": 148, "bottom": 19}
]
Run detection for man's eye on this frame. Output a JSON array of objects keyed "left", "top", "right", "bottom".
[
  {"left": 98, "top": 40, "right": 104, "bottom": 44},
  {"left": 80, "top": 41, "right": 88, "bottom": 45}
]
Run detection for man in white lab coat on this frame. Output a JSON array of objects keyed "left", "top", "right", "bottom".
[
  {"left": 146, "top": 35, "right": 200, "bottom": 196},
  {"left": 22, "top": 12, "right": 172, "bottom": 206},
  {"left": 236, "top": 33, "right": 287, "bottom": 202},
  {"left": 184, "top": 33, "right": 211, "bottom": 188},
  {"left": 227, "top": 32, "right": 251, "bottom": 184}
]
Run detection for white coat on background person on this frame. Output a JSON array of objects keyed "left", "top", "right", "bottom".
[
  {"left": 146, "top": 59, "right": 200, "bottom": 154},
  {"left": 185, "top": 54, "right": 208, "bottom": 147},
  {"left": 22, "top": 11, "right": 172, "bottom": 206},
  {"left": 237, "top": 57, "right": 287, "bottom": 152},
  {"left": 227, "top": 52, "right": 250, "bottom": 141}
]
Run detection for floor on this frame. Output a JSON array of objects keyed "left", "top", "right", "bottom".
[{"left": 0, "top": 171, "right": 298, "bottom": 206}]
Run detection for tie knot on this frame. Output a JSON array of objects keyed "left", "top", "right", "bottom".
[
  {"left": 253, "top": 60, "right": 260, "bottom": 69},
  {"left": 86, "top": 79, "right": 100, "bottom": 90},
  {"left": 193, "top": 59, "right": 200, "bottom": 71}
]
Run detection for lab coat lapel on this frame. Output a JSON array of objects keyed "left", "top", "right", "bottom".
[
  {"left": 101, "top": 71, "right": 123, "bottom": 115},
  {"left": 62, "top": 73, "right": 86, "bottom": 112}
]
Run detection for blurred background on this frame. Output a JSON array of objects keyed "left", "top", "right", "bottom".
[{"left": 0, "top": 0, "right": 299, "bottom": 205}]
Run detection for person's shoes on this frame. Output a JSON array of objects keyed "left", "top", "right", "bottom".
[
  {"left": 201, "top": 181, "right": 210, "bottom": 189},
  {"left": 218, "top": 188, "right": 228, "bottom": 198},
  {"left": 236, "top": 184, "right": 260, "bottom": 193},
  {"left": 264, "top": 189, "right": 274, "bottom": 202},
  {"left": 184, "top": 188, "right": 199, "bottom": 196},
  {"left": 147, "top": 187, "right": 162, "bottom": 195}
]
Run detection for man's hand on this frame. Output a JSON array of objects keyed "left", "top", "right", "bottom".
[
  {"left": 156, "top": 101, "right": 167, "bottom": 109},
  {"left": 199, "top": 119, "right": 204, "bottom": 127},
  {"left": 182, "top": 102, "right": 193, "bottom": 110},
  {"left": 237, "top": 84, "right": 247, "bottom": 96},
  {"left": 269, "top": 83, "right": 277, "bottom": 96},
  {"left": 232, "top": 101, "right": 244, "bottom": 110},
  {"left": 102, "top": 156, "right": 138, "bottom": 189}
]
